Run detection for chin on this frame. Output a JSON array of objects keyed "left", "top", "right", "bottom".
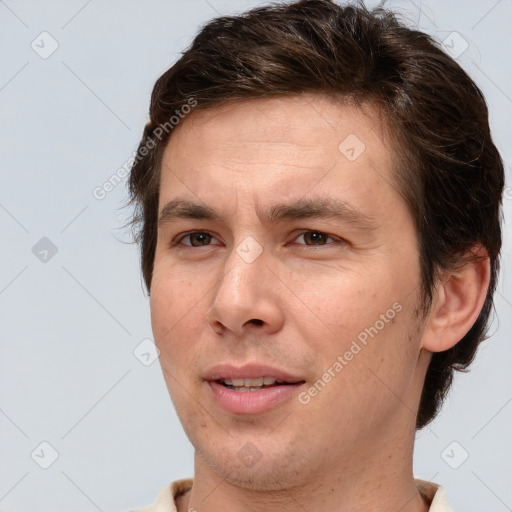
[{"left": 196, "top": 442, "right": 309, "bottom": 492}]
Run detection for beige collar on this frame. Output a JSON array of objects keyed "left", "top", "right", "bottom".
[{"left": 132, "top": 477, "right": 453, "bottom": 512}]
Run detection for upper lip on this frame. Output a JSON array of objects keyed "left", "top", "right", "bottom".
[{"left": 204, "top": 363, "right": 305, "bottom": 383}]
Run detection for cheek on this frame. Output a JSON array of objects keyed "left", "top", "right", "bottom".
[
  {"left": 299, "top": 268, "right": 420, "bottom": 388},
  {"left": 294, "top": 269, "right": 389, "bottom": 345},
  {"left": 150, "top": 277, "right": 207, "bottom": 413},
  {"left": 303, "top": 308, "right": 421, "bottom": 433},
  {"left": 150, "top": 269, "right": 206, "bottom": 360}
]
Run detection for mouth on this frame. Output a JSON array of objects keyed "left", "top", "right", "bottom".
[
  {"left": 216, "top": 376, "right": 304, "bottom": 392},
  {"left": 205, "top": 363, "right": 307, "bottom": 414}
]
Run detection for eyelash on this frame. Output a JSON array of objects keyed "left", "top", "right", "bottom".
[{"left": 171, "top": 230, "right": 343, "bottom": 248}]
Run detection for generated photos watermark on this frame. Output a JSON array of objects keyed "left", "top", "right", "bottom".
[
  {"left": 298, "top": 301, "right": 403, "bottom": 404},
  {"left": 92, "top": 97, "right": 197, "bottom": 201}
]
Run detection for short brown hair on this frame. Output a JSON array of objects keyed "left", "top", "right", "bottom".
[{"left": 128, "top": 0, "right": 504, "bottom": 429}]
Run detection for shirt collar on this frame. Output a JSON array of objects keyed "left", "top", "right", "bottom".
[{"left": 133, "top": 477, "right": 453, "bottom": 512}]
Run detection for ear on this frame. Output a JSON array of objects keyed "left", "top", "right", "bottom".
[{"left": 421, "top": 247, "right": 491, "bottom": 353}]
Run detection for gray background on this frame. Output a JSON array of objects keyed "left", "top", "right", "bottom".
[{"left": 0, "top": 0, "right": 511, "bottom": 511}]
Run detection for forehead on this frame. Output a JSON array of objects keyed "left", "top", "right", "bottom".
[
  {"left": 158, "top": 94, "right": 400, "bottom": 219},
  {"left": 163, "top": 94, "right": 390, "bottom": 162}
]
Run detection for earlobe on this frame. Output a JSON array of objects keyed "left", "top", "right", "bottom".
[{"left": 421, "top": 248, "right": 491, "bottom": 353}]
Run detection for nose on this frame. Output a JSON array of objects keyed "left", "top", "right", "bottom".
[{"left": 206, "top": 246, "right": 284, "bottom": 337}]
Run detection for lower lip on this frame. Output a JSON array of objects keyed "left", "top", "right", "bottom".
[{"left": 207, "top": 381, "right": 304, "bottom": 415}]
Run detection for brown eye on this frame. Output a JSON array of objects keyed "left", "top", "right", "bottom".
[
  {"left": 297, "top": 231, "right": 333, "bottom": 245},
  {"left": 178, "top": 232, "right": 218, "bottom": 247},
  {"left": 189, "top": 233, "right": 211, "bottom": 246}
]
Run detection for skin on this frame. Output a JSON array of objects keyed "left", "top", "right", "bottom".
[{"left": 150, "top": 94, "right": 489, "bottom": 512}]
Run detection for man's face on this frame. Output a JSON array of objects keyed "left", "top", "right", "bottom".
[{"left": 151, "top": 95, "right": 430, "bottom": 489}]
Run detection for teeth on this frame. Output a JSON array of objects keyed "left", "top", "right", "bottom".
[
  {"left": 232, "top": 387, "right": 267, "bottom": 392},
  {"left": 220, "top": 376, "right": 283, "bottom": 387},
  {"left": 244, "top": 377, "right": 263, "bottom": 387}
]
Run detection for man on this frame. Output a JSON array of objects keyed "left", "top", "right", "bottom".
[{"left": 128, "top": 1, "right": 504, "bottom": 511}]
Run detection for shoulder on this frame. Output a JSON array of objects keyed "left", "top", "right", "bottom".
[
  {"left": 130, "top": 478, "right": 193, "bottom": 512},
  {"left": 415, "top": 479, "right": 454, "bottom": 512}
]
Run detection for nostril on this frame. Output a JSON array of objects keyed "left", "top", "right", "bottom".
[
  {"left": 209, "top": 321, "right": 225, "bottom": 335},
  {"left": 248, "top": 319, "right": 264, "bottom": 326}
]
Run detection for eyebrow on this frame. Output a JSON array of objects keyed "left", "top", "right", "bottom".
[{"left": 158, "top": 197, "right": 378, "bottom": 231}]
